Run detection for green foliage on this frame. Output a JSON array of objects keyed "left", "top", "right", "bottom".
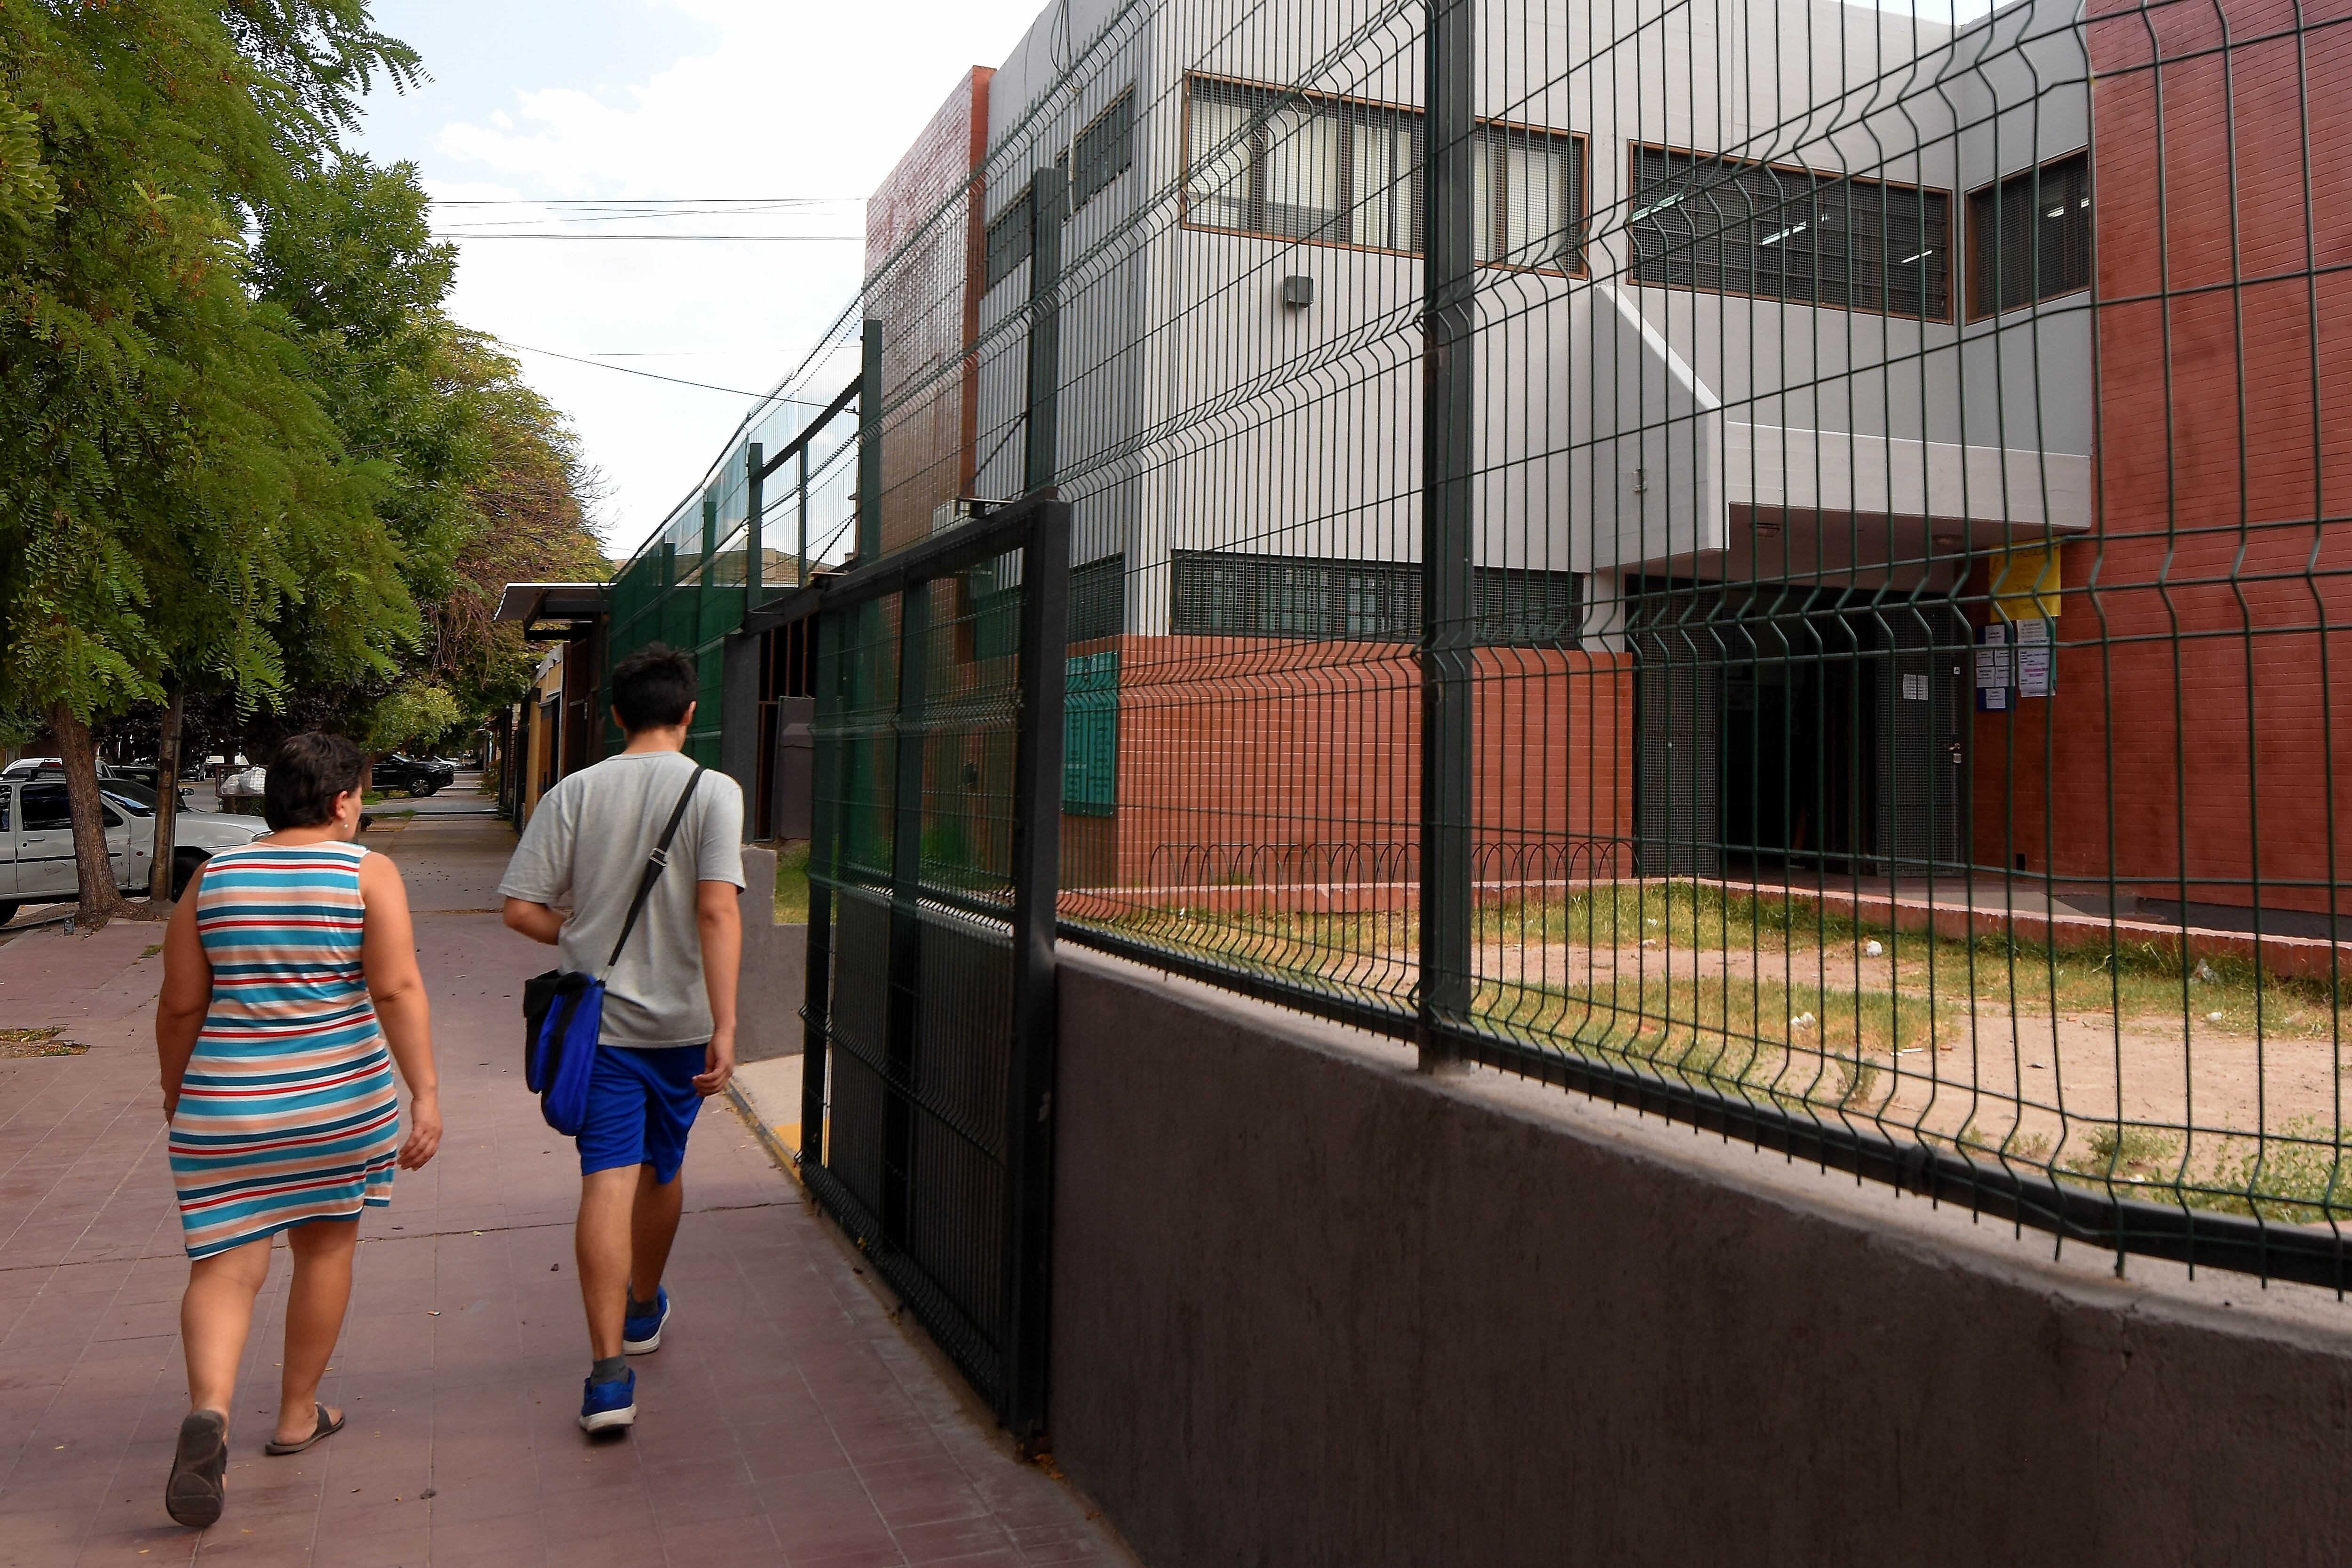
[
  {"left": 362, "top": 680, "right": 462, "bottom": 753},
  {"left": 0, "top": 0, "right": 424, "bottom": 731},
  {"left": 0, "top": 9, "right": 601, "bottom": 762}
]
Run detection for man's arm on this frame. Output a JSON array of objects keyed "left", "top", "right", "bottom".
[
  {"left": 691, "top": 878, "right": 740, "bottom": 1095},
  {"left": 502, "top": 898, "right": 565, "bottom": 946}
]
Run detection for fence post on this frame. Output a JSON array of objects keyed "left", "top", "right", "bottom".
[
  {"left": 881, "top": 582, "right": 930, "bottom": 1245},
  {"left": 798, "top": 607, "right": 848, "bottom": 1167},
  {"left": 1002, "top": 498, "right": 1071, "bottom": 1451},
  {"left": 1025, "top": 165, "right": 1065, "bottom": 496},
  {"left": 1419, "top": 0, "right": 1477, "bottom": 1067},
  {"left": 858, "top": 320, "right": 884, "bottom": 562},
  {"left": 747, "top": 441, "right": 764, "bottom": 606},
  {"left": 797, "top": 444, "right": 811, "bottom": 587}
]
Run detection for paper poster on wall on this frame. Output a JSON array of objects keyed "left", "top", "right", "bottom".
[
  {"left": 1975, "top": 623, "right": 2012, "bottom": 711},
  {"left": 2014, "top": 617, "right": 2056, "bottom": 698}
]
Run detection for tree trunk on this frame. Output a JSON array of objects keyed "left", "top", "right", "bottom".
[
  {"left": 149, "top": 689, "right": 185, "bottom": 913},
  {"left": 47, "top": 701, "right": 138, "bottom": 930}
]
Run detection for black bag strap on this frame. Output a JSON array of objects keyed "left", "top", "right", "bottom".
[{"left": 602, "top": 765, "right": 706, "bottom": 976}]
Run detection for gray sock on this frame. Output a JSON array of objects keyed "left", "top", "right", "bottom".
[
  {"left": 590, "top": 1354, "right": 627, "bottom": 1386},
  {"left": 627, "top": 1292, "right": 659, "bottom": 1318}
]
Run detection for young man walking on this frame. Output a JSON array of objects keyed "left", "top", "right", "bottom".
[{"left": 499, "top": 644, "right": 744, "bottom": 1433}]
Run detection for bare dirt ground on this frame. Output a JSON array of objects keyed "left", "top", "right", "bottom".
[{"left": 1479, "top": 936, "right": 2350, "bottom": 1152}]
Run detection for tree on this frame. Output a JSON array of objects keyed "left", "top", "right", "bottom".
[
  {"left": 0, "top": 1, "right": 422, "bottom": 927},
  {"left": 252, "top": 162, "right": 607, "bottom": 735}
]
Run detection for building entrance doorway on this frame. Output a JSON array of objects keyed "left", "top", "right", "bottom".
[{"left": 1635, "top": 585, "right": 1969, "bottom": 878}]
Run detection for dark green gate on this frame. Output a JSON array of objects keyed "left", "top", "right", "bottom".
[{"left": 767, "top": 496, "right": 1070, "bottom": 1446}]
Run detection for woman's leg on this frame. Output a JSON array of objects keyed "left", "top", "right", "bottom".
[
  {"left": 276, "top": 1218, "right": 358, "bottom": 1443},
  {"left": 181, "top": 1238, "right": 274, "bottom": 1419}
]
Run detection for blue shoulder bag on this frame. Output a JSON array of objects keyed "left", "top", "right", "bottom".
[{"left": 521, "top": 766, "right": 705, "bottom": 1135}]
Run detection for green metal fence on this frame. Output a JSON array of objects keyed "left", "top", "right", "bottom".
[{"left": 610, "top": 0, "right": 2352, "bottom": 1297}]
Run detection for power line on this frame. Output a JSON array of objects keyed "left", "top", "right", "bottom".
[
  {"left": 434, "top": 197, "right": 858, "bottom": 206},
  {"left": 437, "top": 233, "right": 863, "bottom": 241},
  {"left": 496, "top": 338, "right": 786, "bottom": 398}
]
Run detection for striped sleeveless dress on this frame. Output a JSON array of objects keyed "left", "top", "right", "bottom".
[{"left": 169, "top": 839, "right": 402, "bottom": 1259}]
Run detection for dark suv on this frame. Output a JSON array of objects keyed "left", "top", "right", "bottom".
[{"left": 372, "top": 753, "right": 457, "bottom": 797}]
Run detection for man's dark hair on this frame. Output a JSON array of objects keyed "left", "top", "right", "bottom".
[
  {"left": 263, "top": 733, "right": 368, "bottom": 831},
  {"left": 612, "top": 644, "right": 699, "bottom": 732}
]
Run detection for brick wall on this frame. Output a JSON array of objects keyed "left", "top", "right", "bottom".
[
  {"left": 1973, "top": 0, "right": 2352, "bottom": 914},
  {"left": 864, "top": 69, "right": 993, "bottom": 556},
  {"left": 1104, "top": 636, "right": 1636, "bottom": 894}
]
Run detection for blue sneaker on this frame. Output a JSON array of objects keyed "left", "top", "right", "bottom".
[
  {"left": 579, "top": 1369, "right": 636, "bottom": 1433},
  {"left": 622, "top": 1286, "right": 669, "bottom": 1354}
]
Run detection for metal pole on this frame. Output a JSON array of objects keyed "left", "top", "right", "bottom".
[
  {"left": 1419, "top": 0, "right": 1476, "bottom": 1068},
  {"left": 799, "top": 607, "right": 848, "bottom": 1167},
  {"left": 881, "top": 582, "right": 931, "bottom": 1246},
  {"left": 1025, "top": 166, "right": 1065, "bottom": 497},
  {"left": 798, "top": 444, "right": 810, "bottom": 587},
  {"left": 746, "top": 441, "right": 763, "bottom": 610},
  {"left": 858, "top": 320, "right": 884, "bottom": 563},
  {"left": 1001, "top": 499, "right": 1071, "bottom": 1450}
]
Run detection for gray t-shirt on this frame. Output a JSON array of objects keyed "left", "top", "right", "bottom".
[{"left": 499, "top": 748, "right": 745, "bottom": 1047}]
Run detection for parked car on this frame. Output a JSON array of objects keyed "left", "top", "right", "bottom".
[
  {"left": 0, "top": 779, "right": 264, "bottom": 924},
  {"left": 2, "top": 760, "right": 192, "bottom": 813},
  {"left": 372, "top": 753, "right": 456, "bottom": 796}
]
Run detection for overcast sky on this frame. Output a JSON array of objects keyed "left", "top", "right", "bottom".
[{"left": 355, "top": 0, "right": 1044, "bottom": 557}]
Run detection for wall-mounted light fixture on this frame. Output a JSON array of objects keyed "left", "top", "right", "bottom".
[{"left": 1281, "top": 275, "right": 1315, "bottom": 308}]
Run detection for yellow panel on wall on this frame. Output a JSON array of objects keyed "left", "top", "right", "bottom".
[{"left": 1989, "top": 543, "right": 2064, "bottom": 620}]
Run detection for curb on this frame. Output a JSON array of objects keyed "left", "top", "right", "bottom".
[{"left": 726, "top": 1080, "right": 804, "bottom": 1187}]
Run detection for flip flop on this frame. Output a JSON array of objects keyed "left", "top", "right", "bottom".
[
  {"left": 263, "top": 1402, "right": 345, "bottom": 1457},
  {"left": 165, "top": 1409, "right": 227, "bottom": 1528}
]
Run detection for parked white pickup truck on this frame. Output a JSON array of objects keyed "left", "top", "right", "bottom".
[{"left": 0, "top": 779, "right": 266, "bottom": 924}]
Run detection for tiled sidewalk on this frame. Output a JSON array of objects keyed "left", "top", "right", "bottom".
[{"left": 0, "top": 817, "right": 1129, "bottom": 1568}]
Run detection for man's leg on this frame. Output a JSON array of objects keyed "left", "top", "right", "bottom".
[
  {"left": 628, "top": 1163, "right": 685, "bottom": 1306},
  {"left": 624, "top": 1043, "right": 705, "bottom": 1317},
  {"left": 576, "top": 1167, "right": 639, "bottom": 1361}
]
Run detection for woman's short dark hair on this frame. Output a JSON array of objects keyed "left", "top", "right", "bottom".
[
  {"left": 612, "top": 644, "right": 698, "bottom": 732},
  {"left": 263, "top": 733, "right": 368, "bottom": 831}
]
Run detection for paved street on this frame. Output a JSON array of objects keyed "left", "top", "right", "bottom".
[{"left": 0, "top": 813, "right": 1127, "bottom": 1567}]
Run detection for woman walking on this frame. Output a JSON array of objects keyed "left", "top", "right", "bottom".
[{"left": 153, "top": 733, "right": 442, "bottom": 1528}]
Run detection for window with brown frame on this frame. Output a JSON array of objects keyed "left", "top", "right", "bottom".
[
  {"left": 1967, "top": 150, "right": 2090, "bottom": 319},
  {"left": 1628, "top": 144, "right": 1951, "bottom": 321},
  {"left": 1183, "top": 73, "right": 1585, "bottom": 272}
]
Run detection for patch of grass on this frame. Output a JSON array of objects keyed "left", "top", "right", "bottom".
[
  {"left": 1475, "top": 882, "right": 2349, "bottom": 1040},
  {"left": 774, "top": 841, "right": 810, "bottom": 925},
  {"left": 138, "top": 944, "right": 162, "bottom": 961},
  {"left": 0, "top": 1028, "right": 87, "bottom": 1058},
  {"left": 2062, "top": 1122, "right": 2179, "bottom": 1182}
]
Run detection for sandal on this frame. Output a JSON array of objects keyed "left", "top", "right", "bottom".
[
  {"left": 165, "top": 1409, "right": 228, "bottom": 1528},
  {"left": 263, "top": 1402, "right": 345, "bottom": 1457}
]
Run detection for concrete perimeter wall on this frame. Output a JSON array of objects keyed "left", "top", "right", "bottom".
[
  {"left": 1051, "top": 948, "right": 2352, "bottom": 1567},
  {"left": 736, "top": 844, "right": 806, "bottom": 1063}
]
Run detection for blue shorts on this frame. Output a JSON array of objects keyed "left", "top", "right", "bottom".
[{"left": 577, "top": 1044, "right": 705, "bottom": 1185}]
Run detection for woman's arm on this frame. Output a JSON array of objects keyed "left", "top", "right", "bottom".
[
  {"left": 154, "top": 891, "right": 212, "bottom": 1122},
  {"left": 359, "top": 852, "right": 442, "bottom": 1170}
]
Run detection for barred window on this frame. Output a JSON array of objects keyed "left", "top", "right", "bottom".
[
  {"left": 984, "top": 188, "right": 1033, "bottom": 292},
  {"left": 1070, "top": 90, "right": 1134, "bottom": 213},
  {"left": 1968, "top": 150, "right": 2091, "bottom": 318},
  {"left": 1171, "top": 551, "right": 1581, "bottom": 645},
  {"left": 1069, "top": 553, "right": 1126, "bottom": 642},
  {"left": 1628, "top": 145, "right": 1951, "bottom": 320},
  {"left": 1184, "top": 74, "right": 1583, "bottom": 271}
]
